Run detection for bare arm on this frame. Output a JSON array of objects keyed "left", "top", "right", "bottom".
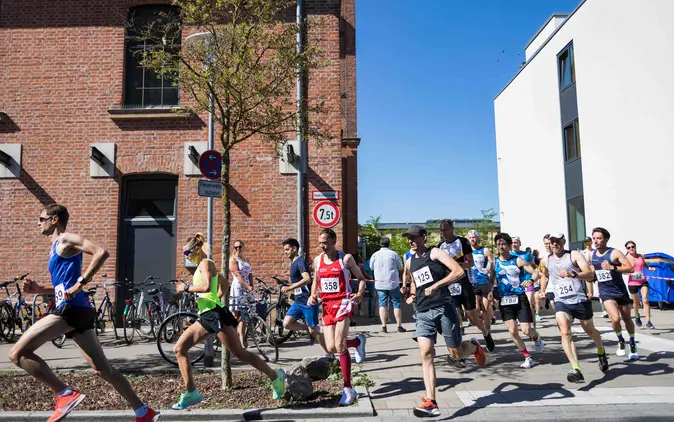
[
  {"left": 484, "top": 248, "right": 495, "bottom": 291},
  {"left": 229, "top": 256, "right": 252, "bottom": 292},
  {"left": 610, "top": 249, "right": 634, "bottom": 274},
  {"left": 308, "top": 255, "right": 321, "bottom": 305},
  {"left": 519, "top": 258, "right": 539, "bottom": 283},
  {"left": 343, "top": 254, "right": 366, "bottom": 297},
  {"left": 61, "top": 232, "right": 109, "bottom": 282},
  {"left": 538, "top": 257, "right": 550, "bottom": 294},
  {"left": 430, "top": 248, "right": 466, "bottom": 289}
]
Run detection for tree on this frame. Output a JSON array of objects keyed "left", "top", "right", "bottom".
[
  {"left": 359, "top": 216, "right": 382, "bottom": 259},
  {"left": 134, "top": 0, "right": 329, "bottom": 389},
  {"left": 472, "top": 208, "right": 499, "bottom": 250}
]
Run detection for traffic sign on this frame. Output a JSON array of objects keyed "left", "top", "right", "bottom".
[
  {"left": 199, "top": 149, "right": 222, "bottom": 180},
  {"left": 312, "top": 190, "right": 340, "bottom": 201},
  {"left": 313, "top": 201, "right": 340, "bottom": 228},
  {"left": 198, "top": 179, "right": 222, "bottom": 198}
]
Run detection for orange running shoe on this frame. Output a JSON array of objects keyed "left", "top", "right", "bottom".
[
  {"left": 413, "top": 397, "right": 440, "bottom": 417},
  {"left": 47, "top": 390, "right": 86, "bottom": 422},
  {"left": 471, "top": 338, "right": 487, "bottom": 367}
]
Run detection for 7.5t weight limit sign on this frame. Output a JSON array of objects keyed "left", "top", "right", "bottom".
[{"left": 313, "top": 201, "right": 340, "bottom": 228}]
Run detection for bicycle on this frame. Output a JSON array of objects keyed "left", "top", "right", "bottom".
[
  {"left": 87, "top": 277, "right": 120, "bottom": 340},
  {"left": 32, "top": 294, "right": 66, "bottom": 348},
  {"left": 0, "top": 273, "right": 33, "bottom": 343},
  {"left": 122, "top": 276, "right": 158, "bottom": 344},
  {"left": 262, "top": 276, "right": 310, "bottom": 345}
]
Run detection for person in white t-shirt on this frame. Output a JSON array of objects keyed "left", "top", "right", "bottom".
[{"left": 370, "top": 237, "right": 406, "bottom": 333}]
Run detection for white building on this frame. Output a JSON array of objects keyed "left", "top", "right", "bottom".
[{"left": 494, "top": 0, "right": 674, "bottom": 253}]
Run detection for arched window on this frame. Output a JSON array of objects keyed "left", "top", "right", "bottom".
[{"left": 124, "top": 5, "right": 181, "bottom": 108}]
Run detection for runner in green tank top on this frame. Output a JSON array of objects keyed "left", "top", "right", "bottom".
[{"left": 171, "top": 233, "right": 285, "bottom": 410}]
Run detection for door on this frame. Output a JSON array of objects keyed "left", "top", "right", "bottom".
[{"left": 117, "top": 174, "right": 178, "bottom": 317}]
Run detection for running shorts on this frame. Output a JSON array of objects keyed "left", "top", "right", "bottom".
[
  {"left": 450, "top": 279, "right": 477, "bottom": 311},
  {"left": 628, "top": 282, "right": 649, "bottom": 295},
  {"left": 413, "top": 303, "right": 462, "bottom": 348},
  {"left": 287, "top": 302, "right": 320, "bottom": 328},
  {"left": 198, "top": 306, "right": 238, "bottom": 334},
  {"left": 600, "top": 295, "right": 632, "bottom": 307},
  {"left": 498, "top": 294, "right": 533, "bottom": 323},
  {"left": 53, "top": 305, "right": 96, "bottom": 338},
  {"left": 555, "top": 300, "right": 593, "bottom": 321},
  {"left": 322, "top": 298, "right": 353, "bottom": 326},
  {"left": 546, "top": 292, "right": 556, "bottom": 302},
  {"left": 473, "top": 284, "right": 491, "bottom": 297}
]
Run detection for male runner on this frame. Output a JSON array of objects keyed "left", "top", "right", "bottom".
[
  {"left": 540, "top": 234, "right": 556, "bottom": 312},
  {"left": 581, "top": 236, "right": 609, "bottom": 318},
  {"left": 404, "top": 225, "right": 486, "bottom": 417},
  {"left": 280, "top": 238, "right": 328, "bottom": 352},
  {"left": 492, "top": 233, "right": 545, "bottom": 368},
  {"left": 537, "top": 233, "right": 609, "bottom": 383},
  {"left": 11, "top": 204, "right": 158, "bottom": 422},
  {"left": 466, "top": 230, "right": 495, "bottom": 343},
  {"left": 438, "top": 220, "right": 494, "bottom": 351},
  {"left": 590, "top": 227, "right": 637, "bottom": 359},
  {"left": 308, "top": 229, "right": 367, "bottom": 406},
  {"left": 511, "top": 236, "right": 539, "bottom": 323}
]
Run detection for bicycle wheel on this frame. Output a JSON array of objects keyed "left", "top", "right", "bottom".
[
  {"left": 51, "top": 334, "right": 66, "bottom": 348},
  {"left": 106, "top": 303, "right": 119, "bottom": 340},
  {"left": 248, "top": 316, "right": 278, "bottom": 363},
  {"left": 123, "top": 304, "right": 137, "bottom": 345},
  {"left": 157, "top": 312, "right": 204, "bottom": 367},
  {"left": 0, "top": 303, "right": 15, "bottom": 343},
  {"left": 137, "top": 301, "right": 154, "bottom": 337},
  {"left": 19, "top": 303, "right": 33, "bottom": 333},
  {"left": 273, "top": 302, "right": 294, "bottom": 344}
]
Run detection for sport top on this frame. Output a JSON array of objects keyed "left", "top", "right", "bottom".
[
  {"left": 627, "top": 255, "right": 648, "bottom": 286},
  {"left": 290, "top": 257, "right": 311, "bottom": 305},
  {"left": 591, "top": 248, "right": 629, "bottom": 297},
  {"left": 471, "top": 247, "right": 490, "bottom": 285},
  {"left": 548, "top": 252, "right": 587, "bottom": 304},
  {"left": 317, "top": 251, "right": 351, "bottom": 301},
  {"left": 512, "top": 250, "right": 533, "bottom": 281},
  {"left": 410, "top": 248, "right": 452, "bottom": 312},
  {"left": 438, "top": 237, "right": 472, "bottom": 284},
  {"left": 49, "top": 235, "right": 88, "bottom": 309},
  {"left": 494, "top": 255, "right": 525, "bottom": 297},
  {"left": 193, "top": 259, "right": 224, "bottom": 314}
]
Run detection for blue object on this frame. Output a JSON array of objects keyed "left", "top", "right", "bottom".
[{"left": 644, "top": 252, "right": 674, "bottom": 305}]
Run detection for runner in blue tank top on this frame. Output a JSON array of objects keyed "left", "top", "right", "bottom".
[
  {"left": 590, "top": 227, "right": 637, "bottom": 360},
  {"left": 467, "top": 230, "right": 495, "bottom": 348},
  {"left": 9, "top": 204, "right": 159, "bottom": 422},
  {"left": 493, "top": 233, "right": 545, "bottom": 369}
]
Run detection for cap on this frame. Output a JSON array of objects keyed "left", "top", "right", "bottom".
[
  {"left": 584, "top": 236, "right": 592, "bottom": 243},
  {"left": 402, "top": 224, "right": 427, "bottom": 238},
  {"left": 549, "top": 233, "right": 565, "bottom": 240},
  {"left": 512, "top": 236, "right": 520, "bottom": 241},
  {"left": 467, "top": 229, "right": 480, "bottom": 237}
]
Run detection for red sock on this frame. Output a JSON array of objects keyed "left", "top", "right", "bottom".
[
  {"left": 521, "top": 348, "right": 531, "bottom": 358},
  {"left": 346, "top": 337, "right": 361, "bottom": 349},
  {"left": 338, "top": 350, "right": 352, "bottom": 388}
]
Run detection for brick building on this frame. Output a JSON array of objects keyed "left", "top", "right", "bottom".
[{"left": 0, "top": 1, "right": 359, "bottom": 308}]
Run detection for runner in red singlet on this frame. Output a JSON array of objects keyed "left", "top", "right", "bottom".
[{"left": 308, "top": 228, "right": 367, "bottom": 406}]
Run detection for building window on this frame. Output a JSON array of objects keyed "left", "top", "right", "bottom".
[
  {"left": 124, "top": 5, "right": 181, "bottom": 108},
  {"left": 567, "top": 195, "right": 586, "bottom": 243},
  {"left": 563, "top": 118, "right": 581, "bottom": 161},
  {"left": 558, "top": 43, "right": 575, "bottom": 90}
]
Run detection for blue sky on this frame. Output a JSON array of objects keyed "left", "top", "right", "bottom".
[{"left": 356, "top": 0, "right": 581, "bottom": 224}]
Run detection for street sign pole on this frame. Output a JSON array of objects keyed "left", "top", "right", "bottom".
[{"left": 204, "top": 88, "right": 216, "bottom": 368}]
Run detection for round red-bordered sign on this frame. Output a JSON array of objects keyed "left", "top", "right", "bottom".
[
  {"left": 199, "top": 149, "right": 222, "bottom": 180},
  {"left": 313, "top": 201, "right": 340, "bottom": 228}
]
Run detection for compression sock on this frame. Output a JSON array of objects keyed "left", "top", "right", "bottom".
[
  {"left": 615, "top": 331, "right": 625, "bottom": 342},
  {"left": 572, "top": 363, "right": 581, "bottom": 372},
  {"left": 597, "top": 347, "right": 606, "bottom": 355},
  {"left": 521, "top": 348, "right": 531, "bottom": 359},
  {"left": 346, "top": 337, "right": 361, "bottom": 349},
  {"left": 338, "top": 350, "right": 352, "bottom": 388}
]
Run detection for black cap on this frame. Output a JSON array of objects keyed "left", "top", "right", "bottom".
[{"left": 402, "top": 224, "right": 427, "bottom": 238}]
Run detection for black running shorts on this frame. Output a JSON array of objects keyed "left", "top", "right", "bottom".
[
  {"left": 53, "top": 305, "right": 96, "bottom": 338},
  {"left": 498, "top": 294, "right": 533, "bottom": 323},
  {"left": 450, "top": 279, "right": 477, "bottom": 311},
  {"left": 198, "top": 306, "right": 238, "bottom": 334}
]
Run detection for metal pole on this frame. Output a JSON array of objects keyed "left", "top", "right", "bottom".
[
  {"left": 296, "top": 0, "right": 306, "bottom": 256},
  {"left": 203, "top": 68, "right": 216, "bottom": 368}
]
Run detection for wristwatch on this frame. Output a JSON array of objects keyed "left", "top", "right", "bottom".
[{"left": 77, "top": 276, "right": 89, "bottom": 286}]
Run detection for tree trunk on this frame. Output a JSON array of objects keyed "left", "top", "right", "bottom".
[{"left": 220, "top": 147, "right": 233, "bottom": 390}]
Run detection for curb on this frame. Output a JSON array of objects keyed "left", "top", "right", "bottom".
[{"left": 0, "top": 386, "right": 374, "bottom": 421}]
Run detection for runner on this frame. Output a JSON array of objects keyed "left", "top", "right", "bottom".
[
  {"left": 228, "top": 240, "right": 253, "bottom": 347},
  {"left": 438, "top": 219, "right": 495, "bottom": 352},
  {"left": 403, "top": 225, "right": 486, "bottom": 417},
  {"left": 581, "top": 236, "right": 609, "bottom": 318},
  {"left": 511, "top": 236, "right": 539, "bottom": 325},
  {"left": 307, "top": 228, "right": 367, "bottom": 406},
  {"left": 537, "top": 233, "right": 609, "bottom": 383},
  {"left": 172, "top": 233, "right": 285, "bottom": 409},
  {"left": 11, "top": 204, "right": 159, "bottom": 422},
  {"left": 492, "top": 233, "right": 545, "bottom": 369},
  {"left": 625, "top": 241, "right": 656, "bottom": 329},
  {"left": 540, "top": 234, "right": 556, "bottom": 312},
  {"left": 466, "top": 230, "right": 495, "bottom": 347},
  {"left": 590, "top": 227, "right": 637, "bottom": 359},
  {"left": 280, "top": 238, "right": 328, "bottom": 351}
]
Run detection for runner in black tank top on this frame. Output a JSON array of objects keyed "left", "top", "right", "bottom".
[
  {"left": 590, "top": 227, "right": 638, "bottom": 360},
  {"left": 402, "top": 225, "right": 487, "bottom": 417}
]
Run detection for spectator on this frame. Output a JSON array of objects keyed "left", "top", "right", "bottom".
[{"left": 370, "top": 237, "right": 406, "bottom": 333}]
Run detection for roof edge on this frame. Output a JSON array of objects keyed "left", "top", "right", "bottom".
[{"left": 524, "top": 13, "right": 570, "bottom": 50}]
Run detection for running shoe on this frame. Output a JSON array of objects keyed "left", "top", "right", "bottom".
[
  {"left": 534, "top": 337, "right": 545, "bottom": 353},
  {"left": 136, "top": 408, "right": 160, "bottom": 422},
  {"left": 413, "top": 397, "right": 440, "bottom": 417},
  {"left": 598, "top": 353, "right": 609, "bottom": 373},
  {"left": 381, "top": 326, "right": 388, "bottom": 333},
  {"left": 471, "top": 338, "right": 487, "bottom": 367},
  {"left": 646, "top": 321, "right": 655, "bottom": 329},
  {"left": 520, "top": 357, "right": 535, "bottom": 369},
  {"left": 483, "top": 331, "right": 495, "bottom": 352},
  {"left": 461, "top": 327, "right": 465, "bottom": 336},
  {"left": 172, "top": 390, "right": 203, "bottom": 410},
  {"left": 628, "top": 343, "right": 639, "bottom": 361},
  {"left": 616, "top": 340, "right": 627, "bottom": 357},
  {"left": 47, "top": 390, "right": 86, "bottom": 422},
  {"left": 535, "top": 314, "right": 542, "bottom": 322},
  {"left": 398, "top": 326, "right": 407, "bottom": 333},
  {"left": 354, "top": 333, "right": 366, "bottom": 363},
  {"left": 338, "top": 387, "right": 357, "bottom": 406},
  {"left": 566, "top": 369, "right": 584, "bottom": 383},
  {"left": 447, "top": 355, "right": 467, "bottom": 369},
  {"left": 634, "top": 316, "right": 642, "bottom": 327},
  {"left": 601, "top": 311, "right": 609, "bottom": 318},
  {"left": 491, "top": 316, "right": 497, "bottom": 325},
  {"left": 271, "top": 368, "right": 286, "bottom": 400}
]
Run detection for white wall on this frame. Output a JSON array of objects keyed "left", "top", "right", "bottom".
[
  {"left": 495, "top": 0, "right": 674, "bottom": 254},
  {"left": 525, "top": 15, "right": 568, "bottom": 61}
]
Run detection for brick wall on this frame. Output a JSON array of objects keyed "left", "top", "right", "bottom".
[{"left": 0, "top": 0, "right": 358, "bottom": 302}]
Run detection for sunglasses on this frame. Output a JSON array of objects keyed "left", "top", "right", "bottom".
[
  {"left": 38, "top": 216, "right": 53, "bottom": 222},
  {"left": 183, "top": 248, "right": 194, "bottom": 256},
  {"left": 627, "top": 245, "right": 636, "bottom": 249},
  {"left": 234, "top": 245, "right": 243, "bottom": 249}
]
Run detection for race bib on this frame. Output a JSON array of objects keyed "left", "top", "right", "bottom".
[
  {"left": 595, "top": 270, "right": 612, "bottom": 283},
  {"left": 632, "top": 272, "right": 644, "bottom": 281},
  {"left": 556, "top": 279, "right": 576, "bottom": 298},
  {"left": 449, "top": 283, "right": 462, "bottom": 296},
  {"left": 413, "top": 266, "right": 434, "bottom": 288},
  {"left": 294, "top": 287, "right": 304, "bottom": 295},
  {"left": 500, "top": 295, "right": 519, "bottom": 306},
  {"left": 321, "top": 277, "right": 340, "bottom": 293},
  {"left": 55, "top": 284, "right": 65, "bottom": 307}
]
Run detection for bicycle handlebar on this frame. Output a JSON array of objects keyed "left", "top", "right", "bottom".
[
  {"left": 14, "top": 272, "right": 29, "bottom": 281},
  {"left": 271, "top": 276, "right": 289, "bottom": 286}
]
